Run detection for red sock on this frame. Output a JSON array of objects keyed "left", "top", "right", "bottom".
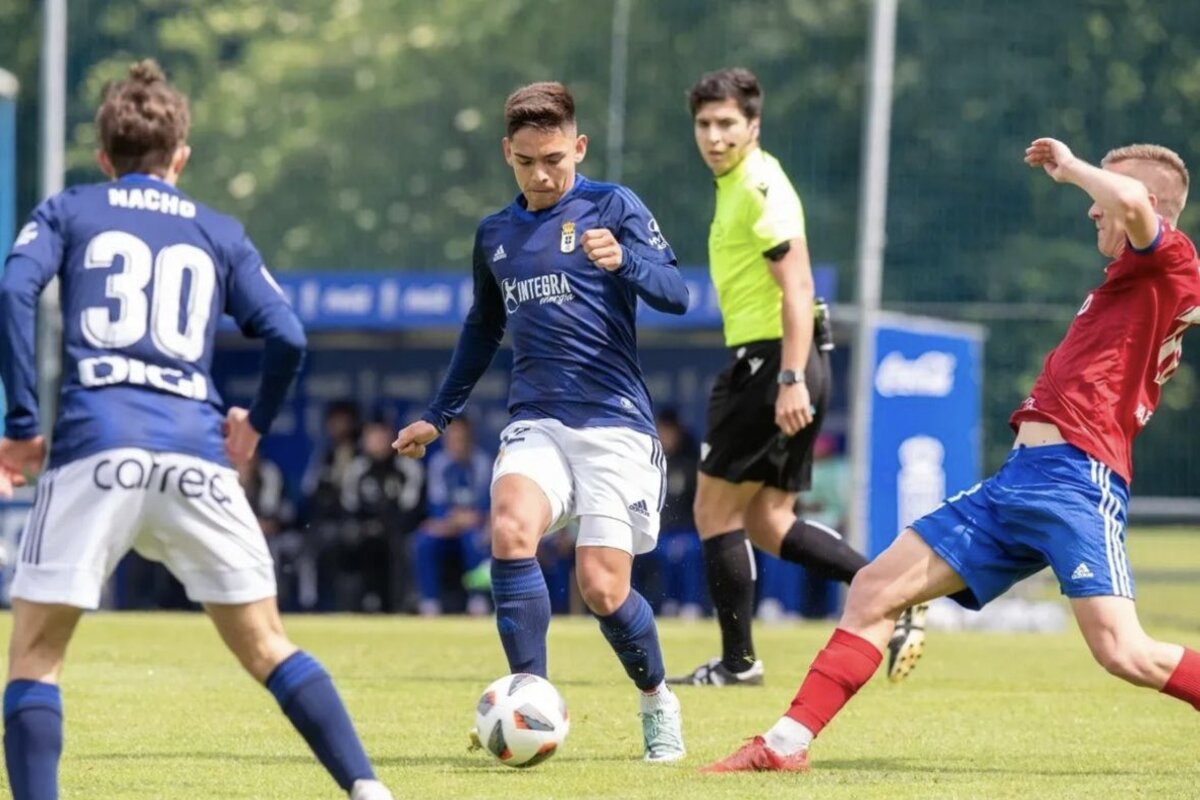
[
  {"left": 1162, "top": 647, "right": 1200, "bottom": 711},
  {"left": 785, "top": 628, "right": 882, "bottom": 736}
]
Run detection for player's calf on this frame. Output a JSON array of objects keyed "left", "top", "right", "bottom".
[
  {"left": 1072, "top": 596, "right": 1189, "bottom": 690},
  {"left": 208, "top": 600, "right": 382, "bottom": 794},
  {"left": 5, "top": 601, "right": 82, "bottom": 800}
]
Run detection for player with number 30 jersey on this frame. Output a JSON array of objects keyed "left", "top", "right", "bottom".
[
  {"left": 5, "top": 157, "right": 293, "bottom": 471},
  {"left": 0, "top": 60, "right": 391, "bottom": 800}
]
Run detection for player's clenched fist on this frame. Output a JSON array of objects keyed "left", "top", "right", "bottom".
[
  {"left": 582, "top": 228, "right": 624, "bottom": 271},
  {"left": 393, "top": 420, "right": 440, "bottom": 458}
]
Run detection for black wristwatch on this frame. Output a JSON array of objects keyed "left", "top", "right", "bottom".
[{"left": 777, "top": 369, "right": 805, "bottom": 386}]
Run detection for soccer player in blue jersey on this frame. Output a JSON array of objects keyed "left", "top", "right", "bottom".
[
  {"left": 0, "top": 61, "right": 392, "bottom": 800},
  {"left": 394, "top": 81, "right": 690, "bottom": 762}
]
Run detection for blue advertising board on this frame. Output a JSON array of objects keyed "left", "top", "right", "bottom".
[
  {"left": 211, "top": 340, "right": 853, "bottom": 497},
  {"left": 256, "top": 265, "right": 837, "bottom": 332},
  {"left": 867, "top": 314, "right": 984, "bottom": 556}
]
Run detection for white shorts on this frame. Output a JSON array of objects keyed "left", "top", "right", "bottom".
[
  {"left": 12, "top": 448, "right": 275, "bottom": 609},
  {"left": 491, "top": 419, "right": 665, "bottom": 555}
]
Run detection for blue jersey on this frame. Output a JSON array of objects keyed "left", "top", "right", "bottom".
[
  {"left": 0, "top": 173, "right": 306, "bottom": 469},
  {"left": 426, "top": 448, "right": 492, "bottom": 519},
  {"left": 422, "top": 175, "right": 688, "bottom": 437}
]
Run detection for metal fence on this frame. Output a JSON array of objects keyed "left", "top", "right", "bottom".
[{"left": 5, "top": 0, "right": 1200, "bottom": 497}]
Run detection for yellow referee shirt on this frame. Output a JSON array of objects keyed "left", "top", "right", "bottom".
[{"left": 708, "top": 147, "right": 807, "bottom": 347}]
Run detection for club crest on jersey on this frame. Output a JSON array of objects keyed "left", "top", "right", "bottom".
[{"left": 560, "top": 221, "right": 576, "bottom": 253}]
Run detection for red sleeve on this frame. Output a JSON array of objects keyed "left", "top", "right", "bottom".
[{"left": 1129, "top": 225, "right": 1195, "bottom": 273}]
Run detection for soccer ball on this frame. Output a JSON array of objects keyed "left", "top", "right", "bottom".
[{"left": 475, "top": 673, "right": 569, "bottom": 768}]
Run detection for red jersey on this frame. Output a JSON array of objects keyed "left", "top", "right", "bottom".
[{"left": 1010, "top": 222, "right": 1200, "bottom": 482}]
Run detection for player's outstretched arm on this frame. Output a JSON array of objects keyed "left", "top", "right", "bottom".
[
  {"left": 418, "top": 231, "right": 508, "bottom": 437},
  {"left": 1025, "top": 137, "right": 1159, "bottom": 250}
]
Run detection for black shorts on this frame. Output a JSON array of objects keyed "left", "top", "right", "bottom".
[{"left": 699, "top": 339, "right": 831, "bottom": 493}]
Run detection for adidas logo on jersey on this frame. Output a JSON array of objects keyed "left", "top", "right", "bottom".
[
  {"left": 1071, "top": 562, "right": 1094, "bottom": 581},
  {"left": 628, "top": 499, "right": 650, "bottom": 517},
  {"left": 492, "top": 245, "right": 507, "bottom": 262}
]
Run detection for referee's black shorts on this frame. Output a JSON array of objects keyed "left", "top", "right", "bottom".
[{"left": 698, "top": 339, "right": 831, "bottom": 493}]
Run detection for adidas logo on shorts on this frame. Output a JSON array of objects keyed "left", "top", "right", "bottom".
[
  {"left": 627, "top": 499, "right": 649, "bottom": 517},
  {"left": 1071, "top": 562, "right": 1094, "bottom": 580}
]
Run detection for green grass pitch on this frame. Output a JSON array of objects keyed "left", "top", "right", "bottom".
[{"left": 0, "top": 529, "right": 1196, "bottom": 799}]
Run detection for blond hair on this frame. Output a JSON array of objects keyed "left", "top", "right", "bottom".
[{"left": 1101, "top": 143, "right": 1189, "bottom": 223}]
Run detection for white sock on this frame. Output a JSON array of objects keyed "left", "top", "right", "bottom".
[
  {"left": 639, "top": 682, "right": 672, "bottom": 711},
  {"left": 763, "top": 716, "right": 813, "bottom": 756}
]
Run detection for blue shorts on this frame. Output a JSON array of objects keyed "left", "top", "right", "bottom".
[{"left": 911, "top": 444, "right": 1133, "bottom": 610}]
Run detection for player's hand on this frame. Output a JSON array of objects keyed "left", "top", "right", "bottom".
[
  {"left": 0, "top": 436, "right": 46, "bottom": 500},
  {"left": 582, "top": 228, "right": 624, "bottom": 272},
  {"left": 223, "top": 407, "right": 261, "bottom": 468},
  {"left": 393, "top": 420, "right": 440, "bottom": 458},
  {"left": 775, "top": 383, "right": 814, "bottom": 437},
  {"left": 1025, "top": 138, "right": 1077, "bottom": 182}
]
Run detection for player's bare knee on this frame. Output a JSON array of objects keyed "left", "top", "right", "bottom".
[
  {"left": 694, "top": 497, "right": 741, "bottom": 538},
  {"left": 489, "top": 507, "right": 539, "bottom": 559},
  {"left": 1090, "top": 636, "right": 1158, "bottom": 686},
  {"left": 578, "top": 578, "right": 627, "bottom": 616},
  {"left": 744, "top": 504, "right": 790, "bottom": 548},
  {"left": 8, "top": 641, "right": 67, "bottom": 682},
  {"left": 235, "top": 631, "right": 296, "bottom": 683},
  {"left": 842, "top": 564, "right": 908, "bottom": 626},
  {"left": 575, "top": 558, "right": 630, "bottom": 616}
]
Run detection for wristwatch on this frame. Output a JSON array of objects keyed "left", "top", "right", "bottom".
[{"left": 777, "top": 369, "right": 805, "bottom": 385}]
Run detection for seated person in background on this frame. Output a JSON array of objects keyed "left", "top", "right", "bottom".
[
  {"left": 302, "top": 399, "right": 361, "bottom": 522},
  {"left": 413, "top": 419, "right": 492, "bottom": 616}
]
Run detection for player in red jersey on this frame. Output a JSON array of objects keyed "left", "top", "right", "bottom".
[{"left": 703, "top": 138, "right": 1200, "bottom": 773}]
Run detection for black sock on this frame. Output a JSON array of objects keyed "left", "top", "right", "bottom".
[
  {"left": 779, "top": 519, "right": 869, "bottom": 585},
  {"left": 702, "top": 530, "right": 757, "bottom": 673}
]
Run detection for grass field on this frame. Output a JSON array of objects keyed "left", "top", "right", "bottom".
[{"left": 0, "top": 529, "right": 1197, "bottom": 799}]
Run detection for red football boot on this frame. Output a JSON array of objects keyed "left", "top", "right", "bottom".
[{"left": 700, "top": 736, "right": 810, "bottom": 773}]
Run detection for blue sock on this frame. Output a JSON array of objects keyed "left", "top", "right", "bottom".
[
  {"left": 597, "top": 590, "right": 666, "bottom": 691},
  {"left": 491, "top": 557, "right": 551, "bottom": 677},
  {"left": 4, "top": 680, "right": 62, "bottom": 800},
  {"left": 266, "top": 651, "right": 374, "bottom": 791}
]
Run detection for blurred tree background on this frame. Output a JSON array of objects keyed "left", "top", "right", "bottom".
[{"left": 3, "top": 0, "right": 1200, "bottom": 489}]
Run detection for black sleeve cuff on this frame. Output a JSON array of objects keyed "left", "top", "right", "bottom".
[{"left": 763, "top": 241, "right": 792, "bottom": 262}]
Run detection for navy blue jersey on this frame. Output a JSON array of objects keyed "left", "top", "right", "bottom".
[
  {"left": 423, "top": 175, "right": 688, "bottom": 437},
  {"left": 0, "top": 173, "right": 305, "bottom": 468}
]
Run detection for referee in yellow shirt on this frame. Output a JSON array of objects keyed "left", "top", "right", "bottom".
[{"left": 668, "top": 68, "right": 926, "bottom": 687}]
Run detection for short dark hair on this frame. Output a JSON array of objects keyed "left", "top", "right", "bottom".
[
  {"left": 504, "top": 82, "right": 576, "bottom": 138},
  {"left": 687, "top": 67, "right": 762, "bottom": 120},
  {"left": 95, "top": 59, "right": 190, "bottom": 176}
]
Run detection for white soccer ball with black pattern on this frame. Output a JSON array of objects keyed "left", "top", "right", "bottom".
[{"left": 475, "top": 673, "right": 569, "bottom": 768}]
